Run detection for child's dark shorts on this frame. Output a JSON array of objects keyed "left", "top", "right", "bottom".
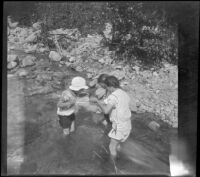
[{"left": 58, "top": 113, "right": 75, "bottom": 129}]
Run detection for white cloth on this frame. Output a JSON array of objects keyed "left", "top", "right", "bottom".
[
  {"left": 104, "top": 89, "right": 132, "bottom": 141},
  {"left": 57, "top": 107, "right": 75, "bottom": 116}
]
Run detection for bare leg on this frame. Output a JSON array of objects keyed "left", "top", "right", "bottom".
[
  {"left": 109, "top": 138, "right": 120, "bottom": 160},
  {"left": 63, "top": 128, "right": 70, "bottom": 136},
  {"left": 70, "top": 120, "right": 75, "bottom": 133},
  {"left": 109, "top": 138, "right": 120, "bottom": 174}
]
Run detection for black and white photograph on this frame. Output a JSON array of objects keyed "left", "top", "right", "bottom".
[{"left": 2, "top": 1, "right": 198, "bottom": 176}]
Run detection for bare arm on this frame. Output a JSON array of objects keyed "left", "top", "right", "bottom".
[{"left": 95, "top": 100, "right": 114, "bottom": 115}]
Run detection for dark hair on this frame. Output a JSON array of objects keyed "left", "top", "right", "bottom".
[
  {"left": 105, "top": 76, "right": 120, "bottom": 88},
  {"left": 97, "top": 74, "right": 109, "bottom": 84}
]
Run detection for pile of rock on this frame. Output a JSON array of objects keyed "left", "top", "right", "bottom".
[
  {"left": 7, "top": 18, "right": 178, "bottom": 127},
  {"left": 121, "top": 62, "right": 178, "bottom": 128},
  {"left": 7, "top": 54, "right": 36, "bottom": 70}
]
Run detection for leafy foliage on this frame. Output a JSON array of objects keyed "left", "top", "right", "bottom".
[
  {"left": 105, "top": 2, "right": 178, "bottom": 67},
  {"left": 6, "top": 2, "right": 178, "bottom": 67},
  {"left": 35, "top": 2, "right": 109, "bottom": 35}
]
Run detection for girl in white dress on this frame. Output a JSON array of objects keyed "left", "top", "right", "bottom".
[{"left": 90, "top": 75, "right": 132, "bottom": 160}]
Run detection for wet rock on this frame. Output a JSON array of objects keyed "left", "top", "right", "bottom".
[
  {"left": 7, "top": 61, "right": 18, "bottom": 69},
  {"left": 49, "top": 51, "right": 62, "bottom": 61},
  {"left": 8, "top": 55, "right": 19, "bottom": 62},
  {"left": 17, "top": 69, "right": 28, "bottom": 77},
  {"left": 147, "top": 121, "right": 160, "bottom": 132},
  {"left": 21, "top": 55, "right": 36, "bottom": 67}
]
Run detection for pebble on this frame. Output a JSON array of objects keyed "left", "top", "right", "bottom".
[{"left": 8, "top": 61, "right": 18, "bottom": 69}]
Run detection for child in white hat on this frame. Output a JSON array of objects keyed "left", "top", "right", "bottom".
[{"left": 57, "top": 76, "right": 89, "bottom": 136}]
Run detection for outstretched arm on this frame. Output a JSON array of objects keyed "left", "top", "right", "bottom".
[{"left": 90, "top": 97, "right": 114, "bottom": 115}]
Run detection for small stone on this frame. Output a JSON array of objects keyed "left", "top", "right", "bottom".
[
  {"left": 49, "top": 51, "right": 62, "bottom": 61},
  {"left": 89, "top": 79, "right": 97, "bottom": 88},
  {"left": 38, "top": 47, "right": 48, "bottom": 53},
  {"left": 115, "top": 65, "right": 122, "bottom": 70},
  {"left": 69, "top": 56, "right": 76, "bottom": 62},
  {"left": 60, "top": 61, "right": 65, "bottom": 65},
  {"left": 21, "top": 55, "right": 36, "bottom": 67},
  {"left": 75, "top": 66, "right": 83, "bottom": 72},
  {"left": 65, "top": 61, "right": 71, "bottom": 67},
  {"left": 87, "top": 73, "right": 93, "bottom": 79},
  {"left": 156, "top": 90, "right": 160, "bottom": 94},
  {"left": 7, "top": 61, "right": 17, "bottom": 69},
  {"left": 99, "top": 58, "right": 105, "bottom": 64}
]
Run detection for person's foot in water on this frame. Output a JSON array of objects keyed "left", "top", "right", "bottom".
[
  {"left": 69, "top": 121, "right": 75, "bottom": 134},
  {"left": 63, "top": 128, "right": 70, "bottom": 137}
]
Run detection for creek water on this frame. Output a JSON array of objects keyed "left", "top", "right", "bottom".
[
  {"left": 7, "top": 50, "right": 177, "bottom": 175},
  {"left": 7, "top": 74, "right": 177, "bottom": 175}
]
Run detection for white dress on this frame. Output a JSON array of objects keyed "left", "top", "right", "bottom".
[{"left": 104, "top": 89, "right": 132, "bottom": 142}]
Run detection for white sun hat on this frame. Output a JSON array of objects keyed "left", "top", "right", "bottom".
[{"left": 69, "top": 77, "right": 88, "bottom": 91}]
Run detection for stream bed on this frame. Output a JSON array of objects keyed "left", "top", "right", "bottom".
[{"left": 7, "top": 72, "right": 177, "bottom": 175}]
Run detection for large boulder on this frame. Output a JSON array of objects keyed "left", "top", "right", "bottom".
[
  {"left": 49, "top": 51, "right": 62, "bottom": 61},
  {"left": 7, "top": 55, "right": 18, "bottom": 62},
  {"left": 21, "top": 55, "right": 36, "bottom": 67},
  {"left": 7, "top": 61, "right": 18, "bottom": 69}
]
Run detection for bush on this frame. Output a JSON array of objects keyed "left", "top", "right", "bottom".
[
  {"left": 6, "top": 2, "right": 178, "bottom": 68},
  {"left": 35, "top": 2, "right": 109, "bottom": 35},
  {"left": 106, "top": 2, "right": 178, "bottom": 68}
]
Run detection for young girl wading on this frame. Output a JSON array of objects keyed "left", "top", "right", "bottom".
[{"left": 90, "top": 76, "right": 132, "bottom": 160}]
